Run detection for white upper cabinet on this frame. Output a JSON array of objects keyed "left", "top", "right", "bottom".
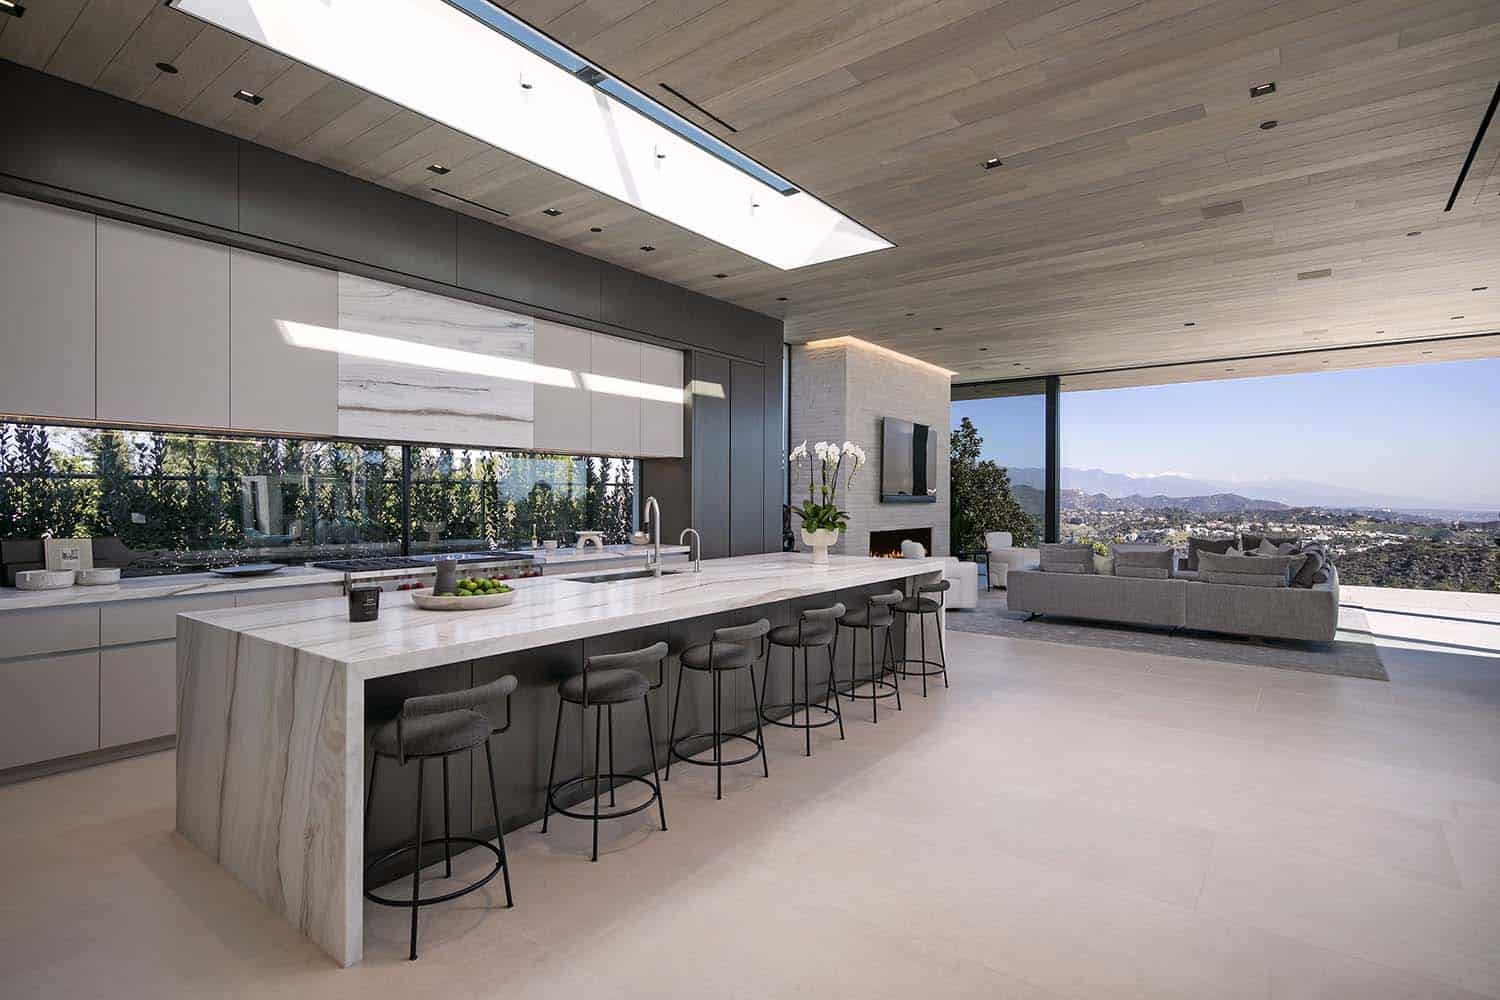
[
  {"left": 589, "top": 333, "right": 643, "bottom": 457},
  {"left": 335, "top": 274, "right": 535, "bottom": 449},
  {"left": 230, "top": 250, "right": 339, "bottom": 436},
  {"left": 96, "top": 219, "right": 230, "bottom": 428},
  {"left": 0, "top": 194, "right": 96, "bottom": 422},
  {"left": 533, "top": 319, "right": 591, "bottom": 454},
  {"left": 640, "top": 342, "right": 686, "bottom": 458}
]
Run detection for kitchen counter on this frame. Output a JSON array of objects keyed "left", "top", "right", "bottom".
[
  {"left": 524, "top": 542, "right": 689, "bottom": 567},
  {"left": 0, "top": 564, "right": 347, "bottom": 612},
  {"left": 175, "top": 553, "right": 947, "bottom": 966}
]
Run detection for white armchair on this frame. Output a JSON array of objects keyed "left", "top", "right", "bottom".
[{"left": 985, "top": 531, "right": 1039, "bottom": 590}]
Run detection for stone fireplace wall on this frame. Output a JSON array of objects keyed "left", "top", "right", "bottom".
[{"left": 790, "top": 340, "right": 950, "bottom": 558}]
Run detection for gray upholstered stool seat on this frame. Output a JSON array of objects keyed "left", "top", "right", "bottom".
[
  {"left": 769, "top": 622, "right": 835, "bottom": 647},
  {"left": 371, "top": 710, "right": 491, "bottom": 758},
  {"left": 670, "top": 619, "right": 772, "bottom": 799},
  {"left": 544, "top": 642, "right": 669, "bottom": 862},
  {"left": 364, "top": 673, "right": 518, "bottom": 961},
  {"left": 680, "top": 641, "right": 756, "bottom": 670},
  {"left": 558, "top": 667, "right": 649, "bottom": 704},
  {"left": 894, "top": 595, "right": 941, "bottom": 614},
  {"left": 838, "top": 604, "right": 895, "bottom": 629}
]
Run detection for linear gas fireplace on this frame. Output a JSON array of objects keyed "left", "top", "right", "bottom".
[{"left": 869, "top": 528, "right": 932, "bottom": 559}]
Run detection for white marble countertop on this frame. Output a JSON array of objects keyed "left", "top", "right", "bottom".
[
  {"left": 182, "top": 553, "right": 946, "bottom": 680},
  {"left": 526, "top": 542, "right": 688, "bottom": 565},
  {"left": 0, "top": 564, "right": 347, "bottom": 612}
]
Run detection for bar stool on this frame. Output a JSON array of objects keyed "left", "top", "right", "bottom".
[
  {"left": 893, "top": 579, "right": 951, "bottom": 696},
  {"left": 668, "top": 619, "right": 771, "bottom": 799},
  {"left": 364, "top": 674, "right": 518, "bottom": 961},
  {"left": 543, "top": 642, "right": 668, "bottom": 862},
  {"left": 760, "top": 604, "right": 846, "bottom": 756},
  {"left": 835, "top": 590, "right": 903, "bottom": 722}
]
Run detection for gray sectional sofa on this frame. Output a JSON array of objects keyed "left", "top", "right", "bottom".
[{"left": 1007, "top": 545, "right": 1340, "bottom": 643}]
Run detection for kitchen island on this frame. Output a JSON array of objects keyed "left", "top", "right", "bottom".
[{"left": 174, "top": 552, "right": 947, "bottom": 966}]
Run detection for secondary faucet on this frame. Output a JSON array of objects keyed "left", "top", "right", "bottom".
[
  {"left": 644, "top": 495, "right": 662, "bottom": 577},
  {"left": 679, "top": 527, "right": 701, "bottom": 573}
]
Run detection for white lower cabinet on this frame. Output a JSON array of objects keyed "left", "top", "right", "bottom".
[
  {"left": 0, "top": 651, "right": 100, "bottom": 770},
  {"left": 100, "top": 642, "right": 177, "bottom": 747}
]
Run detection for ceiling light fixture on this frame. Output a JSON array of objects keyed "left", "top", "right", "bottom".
[
  {"left": 978, "top": 347, "right": 989, "bottom": 352},
  {"left": 640, "top": 245, "right": 656, "bottom": 252},
  {"left": 1451, "top": 315, "right": 1465, "bottom": 320},
  {"left": 982, "top": 156, "right": 1002, "bottom": 170},
  {"left": 590, "top": 226, "right": 603, "bottom": 233},
  {"left": 1259, "top": 119, "right": 1278, "bottom": 130},
  {"left": 1183, "top": 322, "right": 1196, "bottom": 327},
  {"left": 1473, "top": 286, "right": 1488, "bottom": 291},
  {"left": 0, "top": 0, "right": 26, "bottom": 18},
  {"left": 233, "top": 88, "right": 264, "bottom": 105},
  {"left": 167, "top": 0, "right": 891, "bottom": 270},
  {"left": 776, "top": 296, "right": 788, "bottom": 301},
  {"left": 933, "top": 326, "right": 944, "bottom": 331},
  {"left": 426, "top": 163, "right": 450, "bottom": 175},
  {"left": 155, "top": 61, "right": 179, "bottom": 74},
  {"left": 1250, "top": 81, "right": 1276, "bottom": 98},
  {"left": 713, "top": 273, "right": 727, "bottom": 278},
  {"left": 542, "top": 207, "right": 562, "bottom": 216},
  {"left": 1407, "top": 231, "right": 1422, "bottom": 237}
]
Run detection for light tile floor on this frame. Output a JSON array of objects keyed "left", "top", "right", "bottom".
[{"left": 1, "top": 586, "right": 1497, "bottom": 999}]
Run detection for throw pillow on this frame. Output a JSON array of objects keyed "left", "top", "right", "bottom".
[
  {"left": 1255, "top": 538, "right": 1281, "bottom": 556},
  {"left": 1040, "top": 543, "right": 1094, "bottom": 574},
  {"left": 1241, "top": 533, "right": 1301, "bottom": 552},
  {"left": 1186, "top": 536, "right": 1236, "bottom": 570},
  {"left": 1292, "top": 549, "right": 1325, "bottom": 588},
  {"left": 1116, "top": 564, "right": 1170, "bottom": 580},
  {"left": 1111, "top": 544, "right": 1173, "bottom": 574}
]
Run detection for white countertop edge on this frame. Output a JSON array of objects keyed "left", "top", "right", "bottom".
[{"left": 181, "top": 554, "right": 948, "bottom": 679}]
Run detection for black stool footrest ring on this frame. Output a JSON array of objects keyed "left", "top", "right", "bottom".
[
  {"left": 669, "top": 731, "right": 763, "bottom": 767},
  {"left": 364, "top": 837, "right": 504, "bottom": 908},
  {"left": 834, "top": 677, "right": 901, "bottom": 700},
  {"left": 548, "top": 773, "right": 662, "bottom": 822},
  {"left": 760, "top": 701, "right": 841, "bottom": 729},
  {"left": 892, "top": 657, "right": 947, "bottom": 678}
]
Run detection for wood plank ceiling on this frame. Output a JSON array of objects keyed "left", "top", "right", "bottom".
[{"left": 3, "top": 0, "right": 1498, "bottom": 389}]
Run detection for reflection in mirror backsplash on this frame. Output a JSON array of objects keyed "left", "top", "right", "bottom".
[{"left": 0, "top": 421, "right": 636, "bottom": 577}]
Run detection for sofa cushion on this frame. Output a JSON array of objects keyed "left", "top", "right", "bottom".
[
  {"left": 1198, "top": 550, "right": 1298, "bottom": 587},
  {"left": 1241, "top": 533, "right": 1301, "bottom": 552},
  {"left": 1040, "top": 543, "right": 1094, "bottom": 573},
  {"left": 1111, "top": 544, "right": 1173, "bottom": 572},
  {"left": 1185, "top": 536, "right": 1236, "bottom": 570},
  {"left": 1117, "top": 564, "right": 1170, "bottom": 579},
  {"left": 1291, "top": 549, "right": 1326, "bottom": 588},
  {"left": 1201, "top": 570, "right": 1288, "bottom": 588}
]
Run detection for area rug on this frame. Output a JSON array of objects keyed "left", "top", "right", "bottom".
[{"left": 948, "top": 598, "right": 1388, "bottom": 681}]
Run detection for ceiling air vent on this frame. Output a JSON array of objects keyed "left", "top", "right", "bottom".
[
  {"left": 1297, "top": 268, "right": 1333, "bottom": 280},
  {"left": 1201, "top": 200, "right": 1244, "bottom": 220}
]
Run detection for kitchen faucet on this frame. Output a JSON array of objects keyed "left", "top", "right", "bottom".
[
  {"left": 644, "top": 496, "right": 662, "bottom": 577},
  {"left": 679, "top": 527, "right": 701, "bottom": 572}
]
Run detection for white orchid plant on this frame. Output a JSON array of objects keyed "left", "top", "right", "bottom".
[{"left": 788, "top": 439, "right": 867, "bottom": 533}]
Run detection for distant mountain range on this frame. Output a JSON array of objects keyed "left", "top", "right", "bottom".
[{"left": 1005, "top": 467, "right": 1496, "bottom": 521}]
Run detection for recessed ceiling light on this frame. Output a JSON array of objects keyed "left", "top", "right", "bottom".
[
  {"left": 713, "top": 273, "right": 727, "bottom": 278},
  {"left": 1225, "top": 368, "right": 1235, "bottom": 372},
  {"left": 1250, "top": 81, "right": 1276, "bottom": 98},
  {"left": 589, "top": 226, "right": 603, "bottom": 233},
  {"left": 542, "top": 207, "right": 562, "bottom": 216},
  {"left": 168, "top": 0, "right": 893, "bottom": 270},
  {"left": 1451, "top": 315, "right": 1465, "bottom": 320},
  {"left": 155, "top": 61, "right": 179, "bottom": 74},
  {"left": 426, "top": 163, "right": 450, "bottom": 175},
  {"left": 1473, "top": 286, "right": 1488, "bottom": 291},
  {"left": 776, "top": 296, "right": 788, "bottom": 301},
  {"left": 1183, "top": 321, "right": 1196, "bottom": 327},
  {"left": 933, "top": 326, "right": 944, "bottom": 331},
  {"left": 233, "top": 88, "right": 263, "bottom": 106},
  {"left": 0, "top": 0, "right": 25, "bottom": 18},
  {"left": 1013, "top": 362, "right": 1022, "bottom": 367},
  {"left": 982, "top": 156, "right": 1002, "bottom": 170},
  {"left": 1297, "top": 268, "right": 1332, "bottom": 280},
  {"left": 1258, "top": 119, "right": 1278, "bottom": 130},
  {"left": 1406, "top": 231, "right": 1421, "bottom": 237},
  {"left": 979, "top": 347, "right": 989, "bottom": 352},
  {"left": 640, "top": 245, "right": 656, "bottom": 252},
  {"left": 905, "top": 312, "right": 915, "bottom": 317},
  {"left": 1421, "top": 350, "right": 1434, "bottom": 355}
]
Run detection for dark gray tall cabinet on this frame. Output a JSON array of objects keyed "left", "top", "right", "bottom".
[{"left": 730, "top": 361, "right": 767, "bottom": 556}]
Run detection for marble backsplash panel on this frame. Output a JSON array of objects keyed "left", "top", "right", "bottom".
[{"left": 336, "top": 274, "right": 535, "bottom": 448}]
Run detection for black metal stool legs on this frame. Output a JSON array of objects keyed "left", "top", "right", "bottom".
[
  {"left": 642, "top": 695, "right": 667, "bottom": 831},
  {"left": 749, "top": 664, "right": 769, "bottom": 778},
  {"left": 481, "top": 740, "right": 514, "bottom": 908},
  {"left": 542, "top": 699, "right": 563, "bottom": 833},
  {"left": 408, "top": 757, "right": 425, "bottom": 960},
  {"left": 591, "top": 703, "right": 602, "bottom": 863}
]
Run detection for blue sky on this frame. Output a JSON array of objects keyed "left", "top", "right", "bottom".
[{"left": 952, "top": 358, "right": 1500, "bottom": 508}]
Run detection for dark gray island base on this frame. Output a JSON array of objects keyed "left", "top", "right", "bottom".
[{"left": 176, "top": 554, "right": 947, "bottom": 965}]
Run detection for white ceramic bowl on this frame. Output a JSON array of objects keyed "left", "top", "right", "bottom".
[
  {"left": 16, "top": 570, "right": 77, "bottom": 591},
  {"left": 410, "top": 587, "right": 518, "bottom": 611},
  {"left": 76, "top": 568, "right": 122, "bottom": 586}
]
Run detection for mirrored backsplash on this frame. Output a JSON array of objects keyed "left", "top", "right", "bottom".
[{"left": 0, "top": 422, "right": 636, "bottom": 576}]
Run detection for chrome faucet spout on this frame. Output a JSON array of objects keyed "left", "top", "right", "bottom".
[
  {"left": 679, "top": 528, "right": 702, "bottom": 572},
  {"left": 644, "top": 496, "right": 662, "bottom": 577}
]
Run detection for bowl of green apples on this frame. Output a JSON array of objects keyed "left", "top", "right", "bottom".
[{"left": 410, "top": 576, "right": 518, "bottom": 611}]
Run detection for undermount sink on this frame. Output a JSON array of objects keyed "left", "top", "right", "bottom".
[{"left": 572, "top": 568, "right": 687, "bottom": 584}]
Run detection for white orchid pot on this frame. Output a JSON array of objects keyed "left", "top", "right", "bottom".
[{"left": 801, "top": 528, "right": 840, "bottom": 565}]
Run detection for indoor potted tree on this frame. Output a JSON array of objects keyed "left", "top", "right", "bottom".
[{"left": 789, "top": 439, "right": 865, "bottom": 564}]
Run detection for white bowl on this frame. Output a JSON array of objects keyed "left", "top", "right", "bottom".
[
  {"left": 16, "top": 570, "right": 77, "bottom": 591},
  {"left": 410, "top": 587, "right": 518, "bottom": 611},
  {"left": 76, "top": 568, "right": 122, "bottom": 586}
]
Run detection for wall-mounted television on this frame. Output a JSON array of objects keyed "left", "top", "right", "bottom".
[{"left": 881, "top": 417, "right": 938, "bottom": 503}]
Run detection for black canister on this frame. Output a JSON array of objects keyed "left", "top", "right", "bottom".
[{"left": 348, "top": 584, "right": 381, "bottom": 622}]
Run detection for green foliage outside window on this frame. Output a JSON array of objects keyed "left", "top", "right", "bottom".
[{"left": 949, "top": 416, "right": 1038, "bottom": 553}]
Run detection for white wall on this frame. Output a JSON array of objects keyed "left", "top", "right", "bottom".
[{"left": 789, "top": 341, "right": 950, "bottom": 557}]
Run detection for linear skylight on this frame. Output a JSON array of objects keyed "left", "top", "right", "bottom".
[{"left": 168, "top": 0, "right": 894, "bottom": 270}]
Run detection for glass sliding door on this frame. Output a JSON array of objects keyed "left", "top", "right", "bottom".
[{"left": 950, "top": 378, "right": 1047, "bottom": 553}]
